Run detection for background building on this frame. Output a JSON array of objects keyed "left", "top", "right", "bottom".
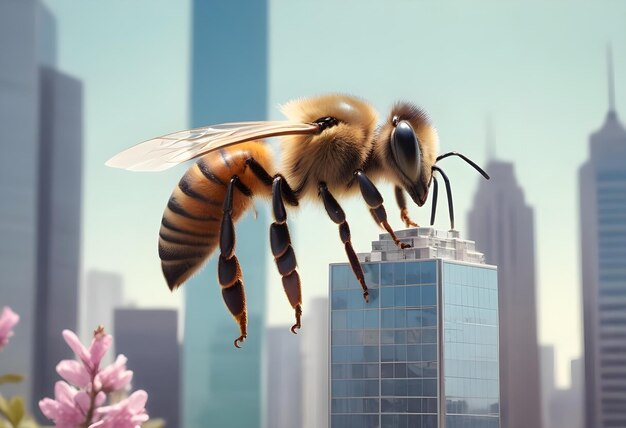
[
  {"left": 33, "top": 63, "right": 83, "bottom": 414},
  {"left": 301, "top": 297, "right": 330, "bottom": 428},
  {"left": 182, "top": 2, "right": 270, "bottom": 428},
  {"left": 115, "top": 308, "right": 180, "bottom": 428},
  {"left": 541, "top": 345, "right": 583, "bottom": 428},
  {"left": 264, "top": 327, "right": 302, "bottom": 428},
  {"left": 82, "top": 270, "right": 124, "bottom": 354},
  {"left": 468, "top": 151, "right": 543, "bottom": 428},
  {"left": 0, "top": 1, "right": 82, "bottom": 411},
  {"left": 329, "top": 228, "right": 499, "bottom": 428},
  {"left": 579, "top": 51, "right": 626, "bottom": 428}
]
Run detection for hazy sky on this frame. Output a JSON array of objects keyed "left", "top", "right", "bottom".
[{"left": 45, "top": 0, "right": 626, "bottom": 387}]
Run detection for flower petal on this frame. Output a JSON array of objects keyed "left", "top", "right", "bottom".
[
  {"left": 57, "top": 359, "right": 90, "bottom": 388},
  {"left": 62, "top": 330, "right": 91, "bottom": 366}
]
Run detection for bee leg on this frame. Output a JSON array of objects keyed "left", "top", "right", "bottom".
[
  {"left": 270, "top": 176, "right": 303, "bottom": 333},
  {"left": 219, "top": 176, "right": 251, "bottom": 348},
  {"left": 355, "top": 170, "right": 412, "bottom": 249},
  {"left": 394, "top": 186, "right": 419, "bottom": 228},
  {"left": 318, "top": 182, "right": 369, "bottom": 302}
]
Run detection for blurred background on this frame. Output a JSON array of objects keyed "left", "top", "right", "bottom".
[{"left": 1, "top": 0, "right": 625, "bottom": 427}]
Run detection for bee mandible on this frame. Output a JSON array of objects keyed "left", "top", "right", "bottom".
[{"left": 106, "top": 94, "right": 489, "bottom": 347}]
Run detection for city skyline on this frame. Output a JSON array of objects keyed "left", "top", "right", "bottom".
[{"left": 15, "top": 0, "right": 626, "bottom": 393}]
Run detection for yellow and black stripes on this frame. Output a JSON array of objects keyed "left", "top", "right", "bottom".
[{"left": 158, "top": 141, "right": 274, "bottom": 291}]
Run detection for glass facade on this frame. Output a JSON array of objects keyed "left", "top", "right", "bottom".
[
  {"left": 330, "top": 259, "right": 499, "bottom": 428},
  {"left": 443, "top": 262, "right": 500, "bottom": 428}
]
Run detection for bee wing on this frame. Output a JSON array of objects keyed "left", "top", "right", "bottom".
[{"left": 105, "top": 121, "right": 319, "bottom": 171}]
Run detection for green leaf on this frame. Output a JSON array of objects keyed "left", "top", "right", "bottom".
[
  {"left": 6, "top": 396, "right": 25, "bottom": 427},
  {"left": 0, "top": 375, "right": 24, "bottom": 386},
  {"left": 0, "top": 395, "right": 10, "bottom": 421}
]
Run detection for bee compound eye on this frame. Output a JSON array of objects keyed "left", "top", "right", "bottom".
[{"left": 390, "top": 120, "right": 420, "bottom": 182}]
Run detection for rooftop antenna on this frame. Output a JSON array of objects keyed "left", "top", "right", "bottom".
[
  {"left": 486, "top": 114, "right": 496, "bottom": 161},
  {"left": 608, "top": 43, "right": 616, "bottom": 114}
]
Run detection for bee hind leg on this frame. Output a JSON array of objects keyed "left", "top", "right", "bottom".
[
  {"left": 355, "top": 171, "right": 411, "bottom": 249},
  {"left": 270, "top": 176, "right": 303, "bottom": 334},
  {"left": 245, "top": 158, "right": 303, "bottom": 333},
  {"left": 318, "top": 182, "right": 369, "bottom": 302},
  {"left": 219, "top": 176, "right": 253, "bottom": 348},
  {"left": 394, "top": 186, "right": 419, "bottom": 228}
]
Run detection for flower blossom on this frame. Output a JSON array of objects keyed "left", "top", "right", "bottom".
[
  {"left": 91, "top": 390, "right": 149, "bottom": 428},
  {"left": 0, "top": 306, "right": 19, "bottom": 351},
  {"left": 39, "top": 327, "right": 149, "bottom": 428},
  {"left": 39, "top": 381, "right": 105, "bottom": 428}
]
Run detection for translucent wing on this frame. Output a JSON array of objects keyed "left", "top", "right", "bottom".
[{"left": 105, "top": 121, "right": 319, "bottom": 172}]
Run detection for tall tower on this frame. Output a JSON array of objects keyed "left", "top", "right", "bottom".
[
  {"left": 329, "top": 228, "right": 500, "bottom": 427},
  {"left": 0, "top": 0, "right": 39, "bottom": 402},
  {"left": 579, "top": 48, "right": 626, "bottom": 428},
  {"left": 467, "top": 131, "right": 543, "bottom": 428},
  {"left": 33, "top": 63, "right": 83, "bottom": 413},
  {"left": 183, "top": 2, "right": 269, "bottom": 427}
]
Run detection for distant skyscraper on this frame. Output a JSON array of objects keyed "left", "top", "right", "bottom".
[
  {"left": 183, "top": 2, "right": 269, "bottom": 428},
  {"left": 540, "top": 346, "right": 583, "bottom": 428},
  {"left": 0, "top": 0, "right": 39, "bottom": 402},
  {"left": 115, "top": 309, "right": 180, "bottom": 428},
  {"left": 579, "top": 49, "right": 626, "bottom": 428},
  {"left": 329, "top": 228, "right": 500, "bottom": 428},
  {"left": 33, "top": 64, "right": 83, "bottom": 413},
  {"left": 468, "top": 143, "right": 542, "bottom": 428},
  {"left": 1, "top": 2, "right": 83, "bottom": 410},
  {"left": 82, "top": 270, "right": 124, "bottom": 350},
  {"left": 301, "top": 297, "right": 329, "bottom": 428},
  {"left": 540, "top": 345, "right": 556, "bottom": 428},
  {"left": 265, "top": 327, "right": 302, "bottom": 428}
]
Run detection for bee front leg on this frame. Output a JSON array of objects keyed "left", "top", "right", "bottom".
[
  {"left": 394, "top": 186, "right": 419, "bottom": 228},
  {"left": 219, "top": 176, "right": 251, "bottom": 348},
  {"left": 355, "top": 170, "right": 411, "bottom": 249},
  {"left": 270, "top": 176, "right": 303, "bottom": 334},
  {"left": 318, "top": 182, "right": 369, "bottom": 302}
]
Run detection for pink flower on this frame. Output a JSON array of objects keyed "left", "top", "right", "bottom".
[
  {"left": 96, "top": 355, "right": 133, "bottom": 392},
  {"left": 0, "top": 306, "right": 19, "bottom": 351},
  {"left": 91, "top": 390, "right": 149, "bottom": 428},
  {"left": 39, "top": 381, "right": 101, "bottom": 428},
  {"left": 62, "top": 327, "right": 112, "bottom": 373},
  {"left": 57, "top": 359, "right": 91, "bottom": 388}
]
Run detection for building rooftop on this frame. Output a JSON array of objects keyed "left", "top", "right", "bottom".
[{"left": 358, "top": 227, "right": 486, "bottom": 265}]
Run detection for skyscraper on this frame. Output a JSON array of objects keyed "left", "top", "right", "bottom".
[
  {"left": 33, "top": 63, "right": 83, "bottom": 412},
  {"left": 579, "top": 49, "right": 626, "bottom": 428},
  {"left": 183, "top": 2, "right": 269, "bottom": 427},
  {"left": 115, "top": 309, "right": 180, "bottom": 428},
  {"left": 329, "top": 228, "right": 500, "bottom": 428},
  {"left": 265, "top": 327, "right": 302, "bottom": 428},
  {"left": 468, "top": 140, "right": 542, "bottom": 428},
  {"left": 301, "top": 297, "right": 330, "bottom": 428},
  {"left": 0, "top": 0, "right": 39, "bottom": 402},
  {"left": 1, "top": 2, "right": 82, "bottom": 409}
]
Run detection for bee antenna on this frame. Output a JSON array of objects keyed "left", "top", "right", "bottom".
[
  {"left": 430, "top": 176, "right": 439, "bottom": 226},
  {"left": 436, "top": 151, "right": 490, "bottom": 180},
  {"left": 431, "top": 166, "right": 454, "bottom": 230}
]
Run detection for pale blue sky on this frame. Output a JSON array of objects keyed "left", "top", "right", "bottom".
[{"left": 45, "top": 0, "right": 626, "bottom": 386}]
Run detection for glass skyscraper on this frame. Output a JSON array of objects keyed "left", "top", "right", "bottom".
[
  {"left": 183, "top": 2, "right": 269, "bottom": 427},
  {"left": 329, "top": 228, "right": 500, "bottom": 428}
]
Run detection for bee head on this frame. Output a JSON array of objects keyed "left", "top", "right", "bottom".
[{"left": 379, "top": 103, "right": 439, "bottom": 207}]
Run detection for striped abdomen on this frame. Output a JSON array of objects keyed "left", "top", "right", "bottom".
[{"left": 158, "top": 141, "right": 274, "bottom": 289}]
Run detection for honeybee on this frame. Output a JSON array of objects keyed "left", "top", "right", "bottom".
[{"left": 107, "top": 94, "right": 489, "bottom": 347}]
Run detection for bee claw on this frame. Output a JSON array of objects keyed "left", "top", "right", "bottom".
[
  {"left": 363, "top": 290, "right": 369, "bottom": 303},
  {"left": 234, "top": 335, "right": 246, "bottom": 348},
  {"left": 290, "top": 323, "right": 300, "bottom": 334}
]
